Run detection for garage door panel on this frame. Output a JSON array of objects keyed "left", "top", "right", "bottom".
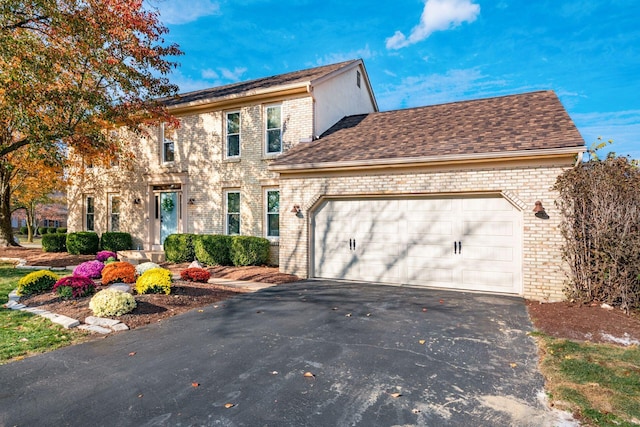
[
  {"left": 313, "top": 196, "right": 522, "bottom": 294},
  {"left": 462, "top": 245, "right": 514, "bottom": 262}
]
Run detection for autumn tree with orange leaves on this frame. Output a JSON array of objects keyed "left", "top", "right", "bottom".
[{"left": 0, "top": 0, "right": 181, "bottom": 246}]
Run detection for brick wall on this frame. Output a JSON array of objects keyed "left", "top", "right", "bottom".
[{"left": 278, "top": 161, "right": 573, "bottom": 301}]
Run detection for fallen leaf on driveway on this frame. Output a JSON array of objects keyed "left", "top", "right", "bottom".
[
  {"left": 389, "top": 392, "right": 402, "bottom": 398},
  {"left": 345, "top": 313, "right": 352, "bottom": 317},
  {"left": 412, "top": 408, "right": 421, "bottom": 414},
  {"left": 418, "top": 340, "right": 426, "bottom": 345},
  {"left": 192, "top": 382, "right": 200, "bottom": 387},
  {"left": 303, "top": 372, "right": 315, "bottom": 378},
  {"left": 510, "top": 363, "right": 517, "bottom": 368},
  {"left": 128, "top": 352, "right": 136, "bottom": 356},
  {"left": 138, "top": 394, "right": 143, "bottom": 398},
  {"left": 224, "top": 403, "right": 235, "bottom": 408},
  {"left": 198, "top": 310, "right": 203, "bottom": 312},
  {"left": 271, "top": 371, "right": 279, "bottom": 375}
]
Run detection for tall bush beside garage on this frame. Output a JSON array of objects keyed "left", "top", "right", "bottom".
[
  {"left": 554, "top": 155, "right": 640, "bottom": 312},
  {"left": 66, "top": 232, "right": 99, "bottom": 255},
  {"left": 100, "top": 232, "right": 132, "bottom": 252},
  {"left": 194, "top": 234, "right": 232, "bottom": 266},
  {"left": 230, "top": 236, "right": 270, "bottom": 266},
  {"left": 163, "top": 234, "right": 195, "bottom": 263}
]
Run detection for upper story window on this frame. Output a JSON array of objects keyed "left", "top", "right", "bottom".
[
  {"left": 109, "top": 194, "right": 120, "bottom": 232},
  {"left": 85, "top": 196, "right": 95, "bottom": 231},
  {"left": 265, "top": 105, "right": 282, "bottom": 154},
  {"left": 226, "top": 111, "right": 241, "bottom": 158},
  {"left": 161, "top": 123, "right": 175, "bottom": 163}
]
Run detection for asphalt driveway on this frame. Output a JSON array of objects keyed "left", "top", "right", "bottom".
[{"left": 0, "top": 280, "right": 570, "bottom": 426}]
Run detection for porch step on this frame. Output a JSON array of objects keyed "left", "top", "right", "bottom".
[{"left": 117, "top": 250, "right": 165, "bottom": 264}]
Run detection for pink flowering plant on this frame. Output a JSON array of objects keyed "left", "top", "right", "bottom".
[
  {"left": 96, "top": 251, "right": 118, "bottom": 262},
  {"left": 53, "top": 276, "right": 96, "bottom": 299},
  {"left": 73, "top": 260, "right": 105, "bottom": 279}
]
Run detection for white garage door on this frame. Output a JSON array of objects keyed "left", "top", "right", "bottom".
[{"left": 312, "top": 196, "right": 523, "bottom": 294}]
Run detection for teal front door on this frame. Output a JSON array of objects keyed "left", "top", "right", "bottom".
[{"left": 160, "top": 192, "right": 178, "bottom": 245}]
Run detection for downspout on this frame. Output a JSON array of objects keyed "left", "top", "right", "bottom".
[
  {"left": 574, "top": 151, "right": 584, "bottom": 166},
  {"left": 307, "top": 83, "right": 317, "bottom": 140}
]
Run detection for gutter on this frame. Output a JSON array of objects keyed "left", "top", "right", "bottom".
[{"left": 269, "top": 146, "right": 587, "bottom": 173}]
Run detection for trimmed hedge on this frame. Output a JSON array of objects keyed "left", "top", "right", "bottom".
[
  {"left": 56, "top": 227, "right": 67, "bottom": 234},
  {"left": 163, "top": 234, "right": 196, "bottom": 263},
  {"left": 66, "top": 232, "right": 99, "bottom": 255},
  {"left": 194, "top": 235, "right": 232, "bottom": 266},
  {"left": 230, "top": 236, "right": 270, "bottom": 266},
  {"left": 100, "top": 232, "right": 132, "bottom": 252},
  {"left": 42, "top": 233, "right": 67, "bottom": 252},
  {"left": 46, "top": 227, "right": 57, "bottom": 234},
  {"left": 19, "top": 226, "right": 28, "bottom": 235},
  {"left": 37, "top": 226, "right": 48, "bottom": 235}
]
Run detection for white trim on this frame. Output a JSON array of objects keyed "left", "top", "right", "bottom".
[
  {"left": 225, "top": 110, "right": 241, "bottom": 159},
  {"left": 108, "top": 193, "right": 121, "bottom": 232},
  {"left": 85, "top": 195, "right": 95, "bottom": 232},
  {"left": 161, "top": 123, "right": 175, "bottom": 164},
  {"left": 270, "top": 146, "right": 586, "bottom": 172}
]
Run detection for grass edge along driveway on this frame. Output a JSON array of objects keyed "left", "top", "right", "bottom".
[{"left": 0, "top": 265, "right": 90, "bottom": 364}]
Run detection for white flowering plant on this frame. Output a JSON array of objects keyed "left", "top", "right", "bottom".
[{"left": 89, "top": 289, "right": 136, "bottom": 317}]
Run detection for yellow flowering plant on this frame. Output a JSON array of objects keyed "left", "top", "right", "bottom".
[{"left": 135, "top": 268, "right": 172, "bottom": 295}]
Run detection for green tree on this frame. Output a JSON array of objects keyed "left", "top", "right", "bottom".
[{"left": 0, "top": 0, "right": 181, "bottom": 246}]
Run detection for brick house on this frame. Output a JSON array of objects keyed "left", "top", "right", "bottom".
[{"left": 68, "top": 60, "right": 585, "bottom": 301}]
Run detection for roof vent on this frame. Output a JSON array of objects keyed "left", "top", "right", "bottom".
[{"left": 299, "top": 137, "right": 313, "bottom": 143}]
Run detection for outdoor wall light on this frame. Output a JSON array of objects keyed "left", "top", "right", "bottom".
[
  {"left": 133, "top": 198, "right": 141, "bottom": 205},
  {"left": 290, "top": 204, "right": 301, "bottom": 214},
  {"left": 533, "top": 200, "right": 549, "bottom": 219},
  {"left": 188, "top": 198, "right": 196, "bottom": 205}
]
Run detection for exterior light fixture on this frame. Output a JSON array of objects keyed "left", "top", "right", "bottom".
[
  {"left": 533, "top": 201, "right": 549, "bottom": 219},
  {"left": 290, "top": 204, "right": 301, "bottom": 214},
  {"left": 133, "top": 198, "right": 141, "bottom": 205},
  {"left": 188, "top": 198, "right": 196, "bottom": 205}
]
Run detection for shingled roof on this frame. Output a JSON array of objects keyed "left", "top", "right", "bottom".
[
  {"left": 162, "top": 60, "right": 360, "bottom": 107},
  {"left": 271, "top": 90, "right": 585, "bottom": 170}
]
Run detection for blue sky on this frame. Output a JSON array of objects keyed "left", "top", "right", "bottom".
[{"left": 149, "top": 0, "right": 639, "bottom": 158}]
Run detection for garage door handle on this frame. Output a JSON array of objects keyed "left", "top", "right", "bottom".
[
  {"left": 349, "top": 238, "right": 353, "bottom": 251},
  {"left": 454, "top": 241, "right": 458, "bottom": 254},
  {"left": 353, "top": 239, "right": 356, "bottom": 250},
  {"left": 458, "top": 241, "right": 462, "bottom": 254}
]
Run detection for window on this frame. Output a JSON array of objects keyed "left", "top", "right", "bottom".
[
  {"left": 85, "top": 196, "right": 95, "bottom": 231},
  {"left": 265, "top": 105, "right": 282, "bottom": 154},
  {"left": 225, "top": 191, "right": 240, "bottom": 235},
  {"left": 109, "top": 195, "right": 120, "bottom": 232},
  {"left": 226, "top": 111, "right": 240, "bottom": 158},
  {"left": 161, "top": 123, "right": 175, "bottom": 163},
  {"left": 265, "top": 189, "right": 279, "bottom": 238}
]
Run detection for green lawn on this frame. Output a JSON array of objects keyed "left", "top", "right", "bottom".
[
  {"left": 535, "top": 333, "right": 640, "bottom": 426},
  {"left": 0, "top": 265, "right": 89, "bottom": 364}
]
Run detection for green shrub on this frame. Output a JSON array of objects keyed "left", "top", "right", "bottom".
[
  {"left": 42, "top": 233, "right": 67, "bottom": 252},
  {"left": 66, "top": 232, "right": 99, "bottom": 255},
  {"left": 46, "top": 227, "right": 57, "bottom": 234},
  {"left": 163, "top": 234, "right": 195, "bottom": 263},
  {"left": 89, "top": 290, "right": 136, "bottom": 316},
  {"left": 37, "top": 226, "right": 48, "bottom": 235},
  {"left": 100, "top": 232, "right": 132, "bottom": 252},
  {"left": 19, "top": 226, "right": 28, "bottom": 235},
  {"left": 56, "top": 227, "right": 67, "bottom": 234},
  {"left": 135, "top": 268, "right": 172, "bottom": 295},
  {"left": 16, "top": 270, "right": 59, "bottom": 296},
  {"left": 194, "top": 234, "right": 232, "bottom": 266},
  {"left": 230, "top": 236, "right": 270, "bottom": 266}
]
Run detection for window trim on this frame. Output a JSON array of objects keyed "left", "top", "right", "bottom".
[
  {"left": 161, "top": 123, "right": 175, "bottom": 164},
  {"left": 264, "top": 188, "right": 280, "bottom": 240},
  {"left": 264, "top": 104, "right": 283, "bottom": 155},
  {"left": 225, "top": 190, "right": 241, "bottom": 235},
  {"left": 108, "top": 194, "right": 120, "bottom": 232},
  {"left": 225, "top": 110, "right": 241, "bottom": 159},
  {"left": 85, "top": 196, "right": 95, "bottom": 232}
]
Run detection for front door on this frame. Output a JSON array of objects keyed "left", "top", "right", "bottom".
[{"left": 159, "top": 192, "right": 178, "bottom": 245}]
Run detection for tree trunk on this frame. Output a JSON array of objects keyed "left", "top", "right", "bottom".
[
  {"left": 26, "top": 205, "right": 35, "bottom": 243},
  {"left": 0, "top": 164, "right": 18, "bottom": 246}
]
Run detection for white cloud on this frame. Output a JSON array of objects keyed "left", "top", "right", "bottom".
[
  {"left": 313, "top": 46, "right": 374, "bottom": 66},
  {"left": 571, "top": 110, "right": 640, "bottom": 159},
  {"left": 386, "top": 0, "right": 480, "bottom": 50},
  {"left": 148, "top": 0, "right": 221, "bottom": 25},
  {"left": 219, "top": 67, "right": 248, "bottom": 82},
  {"left": 201, "top": 69, "right": 219, "bottom": 79},
  {"left": 376, "top": 68, "right": 508, "bottom": 110}
]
